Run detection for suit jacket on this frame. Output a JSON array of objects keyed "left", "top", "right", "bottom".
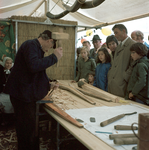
[
  {"left": 5, "top": 39, "right": 58, "bottom": 102},
  {"left": 108, "top": 37, "right": 136, "bottom": 97}
]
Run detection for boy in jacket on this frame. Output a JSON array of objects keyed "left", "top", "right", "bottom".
[{"left": 125, "top": 43, "right": 149, "bottom": 105}]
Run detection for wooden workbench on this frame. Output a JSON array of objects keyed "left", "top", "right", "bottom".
[{"left": 44, "top": 80, "right": 148, "bottom": 150}]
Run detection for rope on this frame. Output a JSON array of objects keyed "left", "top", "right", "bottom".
[
  {"left": 50, "top": 0, "right": 61, "bottom": 12},
  {"left": 131, "top": 122, "right": 149, "bottom": 142}
]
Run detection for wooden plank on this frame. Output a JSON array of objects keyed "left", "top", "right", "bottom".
[
  {"left": 78, "top": 79, "right": 121, "bottom": 103},
  {"left": 58, "top": 82, "right": 96, "bottom": 105},
  {"left": 70, "top": 83, "right": 112, "bottom": 102},
  {"left": 45, "top": 103, "right": 83, "bottom": 128},
  {"left": 44, "top": 107, "right": 114, "bottom": 150}
]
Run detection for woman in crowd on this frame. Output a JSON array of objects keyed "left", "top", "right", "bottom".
[{"left": 0, "top": 57, "right": 14, "bottom": 125}]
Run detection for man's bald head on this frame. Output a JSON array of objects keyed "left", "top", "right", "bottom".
[{"left": 131, "top": 30, "right": 144, "bottom": 43}]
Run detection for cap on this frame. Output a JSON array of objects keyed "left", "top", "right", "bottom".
[
  {"left": 91, "top": 35, "right": 102, "bottom": 42},
  {"left": 42, "top": 30, "right": 57, "bottom": 49}
]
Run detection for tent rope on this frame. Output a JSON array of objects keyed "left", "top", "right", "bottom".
[{"left": 50, "top": 0, "right": 61, "bottom": 12}]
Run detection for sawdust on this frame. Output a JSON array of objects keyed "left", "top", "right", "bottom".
[{"left": 51, "top": 89, "right": 77, "bottom": 110}]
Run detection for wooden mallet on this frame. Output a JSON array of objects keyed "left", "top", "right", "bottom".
[{"left": 52, "top": 28, "right": 69, "bottom": 67}]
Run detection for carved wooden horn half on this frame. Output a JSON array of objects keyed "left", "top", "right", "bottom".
[
  {"left": 81, "top": 0, "right": 105, "bottom": 9},
  {"left": 46, "top": 0, "right": 86, "bottom": 19},
  {"left": 46, "top": 0, "right": 105, "bottom": 19}
]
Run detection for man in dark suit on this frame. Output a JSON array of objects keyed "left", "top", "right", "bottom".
[{"left": 5, "top": 30, "right": 63, "bottom": 150}]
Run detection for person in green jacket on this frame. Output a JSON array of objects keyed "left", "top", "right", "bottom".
[
  {"left": 72, "top": 46, "right": 96, "bottom": 83},
  {"left": 125, "top": 43, "right": 149, "bottom": 105}
]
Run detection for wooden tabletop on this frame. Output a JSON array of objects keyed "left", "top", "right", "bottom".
[{"left": 44, "top": 80, "right": 148, "bottom": 150}]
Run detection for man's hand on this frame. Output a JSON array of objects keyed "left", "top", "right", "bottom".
[
  {"left": 54, "top": 47, "right": 63, "bottom": 60},
  {"left": 129, "top": 92, "right": 134, "bottom": 99},
  {"left": 50, "top": 82, "right": 59, "bottom": 90}
]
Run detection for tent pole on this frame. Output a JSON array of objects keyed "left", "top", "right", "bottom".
[
  {"left": 74, "top": 26, "right": 78, "bottom": 79},
  {"left": 15, "top": 21, "right": 18, "bottom": 53}
]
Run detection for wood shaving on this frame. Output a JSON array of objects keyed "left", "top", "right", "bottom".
[{"left": 51, "top": 89, "right": 77, "bottom": 110}]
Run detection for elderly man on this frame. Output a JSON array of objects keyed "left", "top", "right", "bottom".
[
  {"left": 131, "top": 30, "right": 149, "bottom": 58},
  {"left": 5, "top": 30, "right": 63, "bottom": 150},
  {"left": 90, "top": 35, "right": 102, "bottom": 60},
  {"left": 108, "top": 24, "right": 136, "bottom": 98}
]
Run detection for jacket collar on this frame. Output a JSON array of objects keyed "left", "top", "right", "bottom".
[
  {"left": 116, "top": 37, "right": 131, "bottom": 53},
  {"left": 35, "top": 38, "right": 44, "bottom": 54}
]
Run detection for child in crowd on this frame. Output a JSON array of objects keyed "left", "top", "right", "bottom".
[
  {"left": 76, "top": 47, "right": 81, "bottom": 76},
  {"left": 125, "top": 43, "right": 149, "bottom": 105},
  {"left": 93, "top": 48, "right": 111, "bottom": 91},
  {"left": 72, "top": 46, "right": 96, "bottom": 83},
  {"left": 106, "top": 35, "right": 118, "bottom": 64},
  {"left": 88, "top": 72, "right": 95, "bottom": 85}
]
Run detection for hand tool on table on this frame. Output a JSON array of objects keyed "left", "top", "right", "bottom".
[
  {"left": 114, "top": 137, "right": 138, "bottom": 145},
  {"left": 100, "top": 112, "right": 137, "bottom": 127},
  {"left": 109, "top": 133, "right": 136, "bottom": 140},
  {"left": 90, "top": 117, "right": 96, "bottom": 122},
  {"left": 52, "top": 28, "right": 69, "bottom": 67},
  {"left": 114, "top": 125, "right": 138, "bottom": 130},
  {"left": 95, "top": 131, "right": 112, "bottom": 134}
]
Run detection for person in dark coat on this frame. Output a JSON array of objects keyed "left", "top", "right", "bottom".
[
  {"left": 5, "top": 30, "right": 63, "bottom": 150},
  {"left": 125, "top": 43, "right": 149, "bottom": 105},
  {"left": 90, "top": 35, "right": 102, "bottom": 61},
  {"left": 0, "top": 57, "right": 14, "bottom": 125}
]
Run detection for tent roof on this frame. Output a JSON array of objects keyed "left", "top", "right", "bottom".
[{"left": 1, "top": 0, "right": 149, "bottom": 28}]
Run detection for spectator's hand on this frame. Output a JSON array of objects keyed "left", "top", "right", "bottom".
[
  {"left": 54, "top": 47, "right": 63, "bottom": 60},
  {"left": 71, "top": 80, "right": 76, "bottom": 83},
  {"left": 50, "top": 82, "right": 59, "bottom": 90},
  {"left": 129, "top": 92, "right": 134, "bottom": 99}
]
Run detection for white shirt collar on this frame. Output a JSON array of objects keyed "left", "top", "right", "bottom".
[{"left": 121, "top": 36, "right": 129, "bottom": 46}]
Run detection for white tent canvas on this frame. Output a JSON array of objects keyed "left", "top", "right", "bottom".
[{"left": 1, "top": 0, "right": 149, "bottom": 27}]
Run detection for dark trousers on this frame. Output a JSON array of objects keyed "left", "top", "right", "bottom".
[{"left": 10, "top": 96, "right": 39, "bottom": 150}]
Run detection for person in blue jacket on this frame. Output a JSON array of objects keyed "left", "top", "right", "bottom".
[
  {"left": 5, "top": 30, "right": 63, "bottom": 150},
  {"left": 93, "top": 47, "right": 111, "bottom": 91}
]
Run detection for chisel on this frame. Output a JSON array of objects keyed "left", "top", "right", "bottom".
[
  {"left": 114, "top": 125, "right": 138, "bottom": 130},
  {"left": 100, "top": 112, "right": 137, "bottom": 127}
]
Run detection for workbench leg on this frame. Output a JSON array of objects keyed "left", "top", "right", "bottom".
[
  {"left": 35, "top": 103, "right": 40, "bottom": 137},
  {"left": 56, "top": 122, "right": 60, "bottom": 150}
]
